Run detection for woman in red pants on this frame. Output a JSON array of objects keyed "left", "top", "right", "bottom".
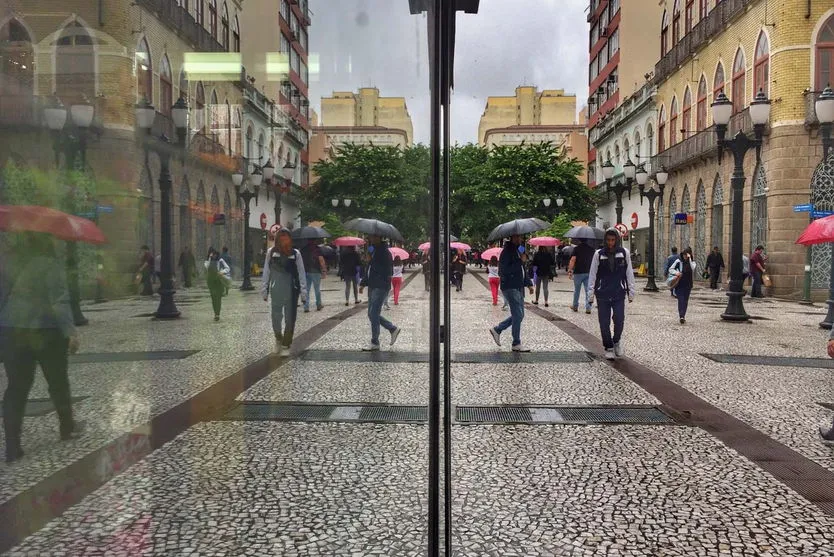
[
  {"left": 487, "top": 256, "right": 500, "bottom": 305},
  {"left": 391, "top": 256, "right": 404, "bottom": 305}
]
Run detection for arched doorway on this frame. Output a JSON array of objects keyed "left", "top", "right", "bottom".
[
  {"left": 811, "top": 154, "right": 834, "bottom": 288},
  {"left": 0, "top": 18, "right": 35, "bottom": 124},
  {"left": 695, "top": 181, "right": 706, "bottom": 276},
  {"left": 711, "top": 174, "right": 724, "bottom": 254},
  {"left": 196, "top": 182, "right": 207, "bottom": 258},
  {"left": 680, "top": 184, "right": 690, "bottom": 251}
]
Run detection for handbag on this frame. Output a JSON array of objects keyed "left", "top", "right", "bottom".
[
  {"left": 762, "top": 273, "right": 772, "bottom": 288},
  {"left": 666, "top": 269, "right": 681, "bottom": 288}
]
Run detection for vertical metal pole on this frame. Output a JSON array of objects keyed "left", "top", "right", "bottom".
[
  {"left": 644, "top": 193, "right": 659, "bottom": 292},
  {"left": 241, "top": 194, "right": 254, "bottom": 291},
  {"left": 819, "top": 125, "right": 834, "bottom": 328},
  {"left": 615, "top": 187, "right": 624, "bottom": 226},
  {"left": 721, "top": 142, "right": 750, "bottom": 321},
  {"left": 155, "top": 143, "right": 181, "bottom": 318}
]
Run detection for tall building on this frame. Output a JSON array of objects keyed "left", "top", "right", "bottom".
[
  {"left": 650, "top": 0, "right": 834, "bottom": 298},
  {"left": 478, "top": 87, "right": 577, "bottom": 146}
]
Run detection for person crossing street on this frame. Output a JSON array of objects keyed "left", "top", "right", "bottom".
[
  {"left": 359, "top": 235, "right": 402, "bottom": 351},
  {"left": 488, "top": 235, "right": 535, "bottom": 352},
  {"left": 589, "top": 229, "right": 636, "bottom": 360}
]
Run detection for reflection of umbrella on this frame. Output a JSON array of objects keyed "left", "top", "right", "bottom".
[
  {"left": 486, "top": 218, "right": 550, "bottom": 242},
  {"left": 0, "top": 205, "right": 106, "bottom": 244},
  {"left": 343, "top": 218, "right": 404, "bottom": 242},
  {"left": 333, "top": 236, "right": 366, "bottom": 247},
  {"left": 389, "top": 247, "right": 409, "bottom": 260},
  {"left": 291, "top": 226, "right": 331, "bottom": 240},
  {"left": 450, "top": 241, "right": 471, "bottom": 251},
  {"left": 528, "top": 236, "right": 560, "bottom": 247},
  {"left": 480, "top": 247, "right": 503, "bottom": 261},
  {"left": 564, "top": 225, "right": 605, "bottom": 241},
  {"left": 797, "top": 214, "right": 834, "bottom": 245}
]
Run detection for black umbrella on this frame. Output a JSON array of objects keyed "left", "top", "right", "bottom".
[
  {"left": 343, "top": 218, "right": 404, "bottom": 243},
  {"left": 291, "top": 226, "right": 331, "bottom": 240},
  {"left": 564, "top": 225, "right": 605, "bottom": 241},
  {"left": 486, "top": 218, "right": 550, "bottom": 242},
  {"left": 319, "top": 245, "right": 336, "bottom": 257}
]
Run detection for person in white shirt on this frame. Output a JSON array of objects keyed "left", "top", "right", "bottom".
[
  {"left": 487, "top": 256, "right": 500, "bottom": 305},
  {"left": 391, "top": 256, "right": 404, "bottom": 305}
]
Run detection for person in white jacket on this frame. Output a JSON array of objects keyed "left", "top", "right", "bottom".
[{"left": 261, "top": 227, "right": 307, "bottom": 356}]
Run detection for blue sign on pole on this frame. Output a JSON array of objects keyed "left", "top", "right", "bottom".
[
  {"left": 77, "top": 212, "right": 96, "bottom": 219},
  {"left": 812, "top": 210, "right": 834, "bottom": 219},
  {"left": 96, "top": 205, "right": 114, "bottom": 213},
  {"left": 794, "top": 204, "right": 814, "bottom": 212}
]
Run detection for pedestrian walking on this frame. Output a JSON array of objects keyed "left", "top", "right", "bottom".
[
  {"left": 487, "top": 256, "right": 501, "bottom": 305},
  {"left": 178, "top": 246, "right": 196, "bottom": 288},
  {"left": 340, "top": 246, "right": 361, "bottom": 305},
  {"left": 568, "top": 239, "right": 595, "bottom": 314},
  {"left": 137, "top": 245, "right": 154, "bottom": 296},
  {"left": 262, "top": 227, "right": 307, "bottom": 356},
  {"left": 706, "top": 246, "right": 725, "bottom": 290},
  {"left": 488, "top": 235, "right": 535, "bottom": 352},
  {"left": 452, "top": 250, "right": 467, "bottom": 292},
  {"left": 820, "top": 328, "right": 834, "bottom": 444},
  {"left": 1, "top": 233, "right": 82, "bottom": 463},
  {"left": 556, "top": 245, "right": 564, "bottom": 270},
  {"left": 301, "top": 239, "right": 326, "bottom": 312},
  {"left": 669, "top": 247, "right": 697, "bottom": 324},
  {"left": 359, "top": 235, "right": 402, "bottom": 351},
  {"left": 205, "top": 247, "right": 231, "bottom": 321},
  {"left": 422, "top": 253, "right": 432, "bottom": 292},
  {"left": 664, "top": 247, "right": 680, "bottom": 298},
  {"left": 750, "top": 245, "right": 767, "bottom": 298},
  {"left": 220, "top": 246, "right": 233, "bottom": 275},
  {"left": 588, "top": 229, "right": 636, "bottom": 360},
  {"left": 392, "top": 256, "right": 404, "bottom": 305},
  {"left": 532, "top": 245, "right": 555, "bottom": 307}
]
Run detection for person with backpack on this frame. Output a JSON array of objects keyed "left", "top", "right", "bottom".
[
  {"left": 668, "top": 247, "right": 697, "bottom": 324},
  {"left": 588, "top": 229, "right": 636, "bottom": 360},
  {"left": 262, "top": 227, "right": 307, "bottom": 356},
  {"left": 663, "top": 246, "right": 680, "bottom": 298},
  {"left": 205, "top": 247, "right": 231, "bottom": 321}
]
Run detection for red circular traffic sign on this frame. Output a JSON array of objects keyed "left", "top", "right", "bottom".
[
  {"left": 615, "top": 223, "right": 629, "bottom": 239},
  {"left": 259, "top": 213, "right": 267, "bottom": 229},
  {"left": 630, "top": 212, "right": 639, "bottom": 230}
]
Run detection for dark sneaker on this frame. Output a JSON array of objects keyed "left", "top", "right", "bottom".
[
  {"left": 820, "top": 425, "right": 834, "bottom": 445},
  {"left": 489, "top": 327, "right": 501, "bottom": 346},
  {"left": 60, "top": 421, "right": 85, "bottom": 441},
  {"left": 680, "top": 318, "right": 686, "bottom": 324},
  {"left": 570, "top": 306, "right": 578, "bottom": 312}
]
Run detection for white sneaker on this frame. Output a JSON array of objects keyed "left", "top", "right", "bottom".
[
  {"left": 604, "top": 349, "right": 616, "bottom": 360},
  {"left": 362, "top": 343, "right": 381, "bottom": 352},
  {"left": 614, "top": 343, "right": 625, "bottom": 357},
  {"left": 512, "top": 344, "right": 531, "bottom": 352},
  {"left": 390, "top": 327, "right": 401, "bottom": 346},
  {"left": 275, "top": 338, "right": 281, "bottom": 354},
  {"left": 280, "top": 346, "right": 291, "bottom": 357},
  {"left": 489, "top": 327, "right": 501, "bottom": 346}
]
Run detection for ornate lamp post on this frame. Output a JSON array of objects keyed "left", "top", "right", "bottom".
[
  {"left": 542, "top": 196, "right": 564, "bottom": 219},
  {"left": 637, "top": 164, "right": 668, "bottom": 292},
  {"left": 233, "top": 162, "right": 262, "bottom": 291},
  {"left": 134, "top": 96, "right": 189, "bottom": 319},
  {"left": 814, "top": 87, "right": 834, "bottom": 328},
  {"left": 711, "top": 89, "right": 771, "bottom": 321},
  {"left": 610, "top": 158, "right": 635, "bottom": 226}
]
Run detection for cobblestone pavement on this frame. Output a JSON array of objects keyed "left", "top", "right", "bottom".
[{"left": 6, "top": 268, "right": 834, "bottom": 555}]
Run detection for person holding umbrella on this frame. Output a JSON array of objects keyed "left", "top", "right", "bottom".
[
  {"left": 488, "top": 235, "right": 535, "bottom": 352},
  {"left": 588, "top": 228, "right": 636, "bottom": 360},
  {"left": 339, "top": 246, "right": 362, "bottom": 305},
  {"left": 359, "top": 235, "right": 402, "bottom": 351},
  {"left": 567, "top": 240, "right": 595, "bottom": 314}
]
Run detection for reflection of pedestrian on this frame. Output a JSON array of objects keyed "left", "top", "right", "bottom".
[
  {"left": 359, "top": 235, "right": 402, "bottom": 351},
  {"left": 532, "top": 246, "right": 555, "bottom": 307},
  {"left": 706, "top": 246, "right": 725, "bottom": 290},
  {"left": 422, "top": 253, "right": 432, "bottom": 292},
  {"left": 178, "top": 247, "right": 196, "bottom": 288},
  {"left": 262, "top": 228, "right": 307, "bottom": 356},
  {"left": 138, "top": 245, "right": 154, "bottom": 296},
  {"left": 1, "top": 233, "right": 82, "bottom": 463},
  {"left": 205, "top": 248, "right": 231, "bottom": 321},
  {"left": 301, "top": 240, "right": 326, "bottom": 312},
  {"left": 489, "top": 236, "right": 534, "bottom": 352},
  {"left": 589, "top": 229, "right": 636, "bottom": 360}
]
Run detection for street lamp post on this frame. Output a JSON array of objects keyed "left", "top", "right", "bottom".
[
  {"left": 233, "top": 162, "right": 262, "bottom": 291},
  {"left": 711, "top": 89, "right": 771, "bottom": 322},
  {"left": 608, "top": 158, "right": 635, "bottom": 226},
  {"left": 135, "top": 96, "right": 188, "bottom": 319},
  {"left": 45, "top": 94, "right": 95, "bottom": 326},
  {"left": 542, "top": 197, "right": 565, "bottom": 218},
  {"left": 637, "top": 164, "right": 668, "bottom": 292},
  {"left": 814, "top": 86, "right": 834, "bottom": 328}
]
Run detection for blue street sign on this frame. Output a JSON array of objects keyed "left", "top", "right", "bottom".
[
  {"left": 794, "top": 204, "right": 814, "bottom": 212},
  {"left": 812, "top": 210, "right": 834, "bottom": 219},
  {"left": 77, "top": 212, "right": 96, "bottom": 219},
  {"left": 673, "top": 212, "right": 689, "bottom": 225},
  {"left": 96, "top": 205, "right": 114, "bottom": 213}
]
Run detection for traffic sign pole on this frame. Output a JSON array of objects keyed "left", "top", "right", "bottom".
[{"left": 802, "top": 204, "right": 816, "bottom": 304}]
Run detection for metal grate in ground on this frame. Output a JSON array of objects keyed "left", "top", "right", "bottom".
[
  {"left": 224, "top": 403, "right": 336, "bottom": 421},
  {"left": 702, "top": 354, "right": 834, "bottom": 369},
  {"left": 358, "top": 405, "right": 428, "bottom": 422},
  {"left": 69, "top": 350, "right": 199, "bottom": 364},
  {"left": 453, "top": 351, "right": 592, "bottom": 363},
  {"left": 0, "top": 397, "right": 89, "bottom": 417},
  {"left": 553, "top": 406, "right": 673, "bottom": 424},
  {"left": 456, "top": 406, "right": 533, "bottom": 423}
]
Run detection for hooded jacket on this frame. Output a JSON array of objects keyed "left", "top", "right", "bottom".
[{"left": 588, "top": 230, "right": 636, "bottom": 301}]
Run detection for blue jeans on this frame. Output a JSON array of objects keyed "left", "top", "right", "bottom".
[
  {"left": 597, "top": 296, "right": 625, "bottom": 350},
  {"left": 572, "top": 273, "right": 592, "bottom": 310},
  {"left": 304, "top": 272, "right": 322, "bottom": 310},
  {"left": 368, "top": 287, "right": 396, "bottom": 345},
  {"left": 495, "top": 288, "right": 525, "bottom": 346},
  {"left": 752, "top": 271, "right": 764, "bottom": 297}
]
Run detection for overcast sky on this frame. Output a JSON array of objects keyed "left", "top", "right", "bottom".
[{"left": 308, "top": 0, "right": 589, "bottom": 145}]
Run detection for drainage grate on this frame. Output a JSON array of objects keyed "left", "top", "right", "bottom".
[
  {"left": 455, "top": 405, "right": 673, "bottom": 425},
  {"left": 298, "top": 350, "right": 429, "bottom": 363},
  {"left": 70, "top": 350, "right": 199, "bottom": 364},
  {"left": 554, "top": 406, "right": 673, "bottom": 424},
  {"left": 457, "top": 406, "right": 533, "bottom": 423},
  {"left": 358, "top": 406, "right": 427, "bottom": 422},
  {"left": 818, "top": 403, "right": 834, "bottom": 412},
  {"left": 0, "top": 397, "right": 88, "bottom": 417},
  {"left": 453, "top": 351, "right": 591, "bottom": 364},
  {"left": 702, "top": 354, "right": 834, "bottom": 369},
  {"left": 224, "top": 403, "right": 336, "bottom": 421}
]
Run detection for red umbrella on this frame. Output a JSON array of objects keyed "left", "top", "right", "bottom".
[
  {"left": 480, "top": 247, "right": 503, "bottom": 261},
  {"left": 333, "top": 236, "right": 366, "bottom": 247},
  {"left": 389, "top": 247, "right": 409, "bottom": 260},
  {"left": 797, "top": 214, "right": 834, "bottom": 246},
  {"left": 0, "top": 205, "right": 106, "bottom": 244},
  {"left": 528, "top": 236, "right": 560, "bottom": 247}
]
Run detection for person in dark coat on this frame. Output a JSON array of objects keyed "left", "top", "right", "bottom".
[
  {"left": 488, "top": 236, "right": 535, "bottom": 352},
  {"left": 339, "top": 246, "right": 362, "bottom": 305},
  {"left": 706, "top": 246, "right": 725, "bottom": 290},
  {"left": 359, "top": 236, "right": 402, "bottom": 351},
  {"left": 531, "top": 246, "right": 556, "bottom": 307}
]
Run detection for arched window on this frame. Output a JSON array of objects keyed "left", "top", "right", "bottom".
[
  {"left": 695, "top": 181, "right": 707, "bottom": 273},
  {"left": 195, "top": 81, "right": 205, "bottom": 133},
  {"left": 732, "top": 49, "right": 746, "bottom": 114},
  {"left": 647, "top": 123, "right": 654, "bottom": 156},
  {"left": 160, "top": 54, "right": 172, "bottom": 116},
  {"left": 136, "top": 37, "right": 152, "bottom": 101},
  {"left": 712, "top": 174, "right": 724, "bottom": 253},
  {"left": 669, "top": 97, "right": 678, "bottom": 146},
  {"left": 0, "top": 19, "right": 35, "bottom": 123},
  {"left": 209, "top": 0, "right": 218, "bottom": 38},
  {"left": 634, "top": 130, "right": 642, "bottom": 160},
  {"left": 751, "top": 164, "right": 768, "bottom": 251},
  {"left": 658, "top": 106, "right": 666, "bottom": 152},
  {"left": 699, "top": 0, "right": 707, "bottom": 20},
  {"left": 661, "top": 10, "right": 669, "bottom": 56},
  {"left": 221, "top": 3, "right": 229, "bottom": 51},
  {"left": 696, "top": 76, "right": 707, "bottom": 131},
  {"left": 233, "top": 16, "right": 240, "bottom": 52},
  {"left": 672, "top": 0, "right": 681, "bottom": 45},
  {"left": 614, "top": 143, "right": 621, "bottom": 166},
  {"left": 817, "top": 14, "right": 834, "bottom": 90},
  {"left": 196, "top": 0, "right": 204, "bottom": 26},
  {"left": 257, "top": 130, "right": 265, "bottom": 163},
  {"left": 56, "top": 21, "right": 95, "bottom": 104},
  {"left": 680, "top": 184, "right": 691, "bottom": 250},
  {"left": 682, "top": 87, "right": 692, "bottom": 138},
  {"left": 178, "top": 68, "right": 188, "bottom": 102},
  {"left": 755, "top": 32, "right": 770, "bottom": 95},
  {"left": 246, "top": 123, "right": 254, "bottom": 160},
  {"left": 713, "top": 61, "right": 725, "bottom": 99},
  {"left": 623, "top": 137, "right": 630, "bottom": 161}
]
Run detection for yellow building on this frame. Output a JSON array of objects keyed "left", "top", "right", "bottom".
[
  {"left": 319, "top": 87, "right": 414, "bottom": 146},
  {"left": 478, "top": 87, "right": 577, "bottom": 146},
  {"left": 651, "top": 0, "right": 834, "bottom": 299}
]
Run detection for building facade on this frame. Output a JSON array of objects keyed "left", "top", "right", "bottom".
[
  {"left": 478, "top": 87, "right": 577, "bottom": 146},
  {"left": 651, "top": 0, "right": 834, "bottom": 298},
  {"left": 318, "top": 88, "right": 414, "bottom": 146}
]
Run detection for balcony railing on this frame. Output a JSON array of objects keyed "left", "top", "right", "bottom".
[
  {"left": 654, "top": 0, "right": 756, "bottom": 85},
  {"left": 651, "top": 108, "right": 758, "bottom": 172},
  {"left": 591, "top": 83, "right": 657, "bottom": 144},
  {"left": 136, "top": 0, "right": 224, "bottom": 53}
]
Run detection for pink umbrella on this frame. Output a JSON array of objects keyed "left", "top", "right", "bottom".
[
  {"left": 797, "top": 214, "right": 834, "bottom": 246},
  {"left": 480, "top": 247, "right": 503, "bottom": 261},
  {"left": 418, "top": 242, "right": 431, "bottom": 251},
  {"left": 389, "top": 247, "right": 409, "bottom": 260},
  {"left": 450, "top": 241, "right": 472, "bottom": 251},
  {"left": 333, "top": 236, "right": 366, "bottom": 247},
  {"left": 528, "top": 236, "right": 560, "bottom": 247}
]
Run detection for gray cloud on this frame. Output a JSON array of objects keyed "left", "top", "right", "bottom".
[{"left": 309, "top": 0, "right": 588, "bottom": 144}]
